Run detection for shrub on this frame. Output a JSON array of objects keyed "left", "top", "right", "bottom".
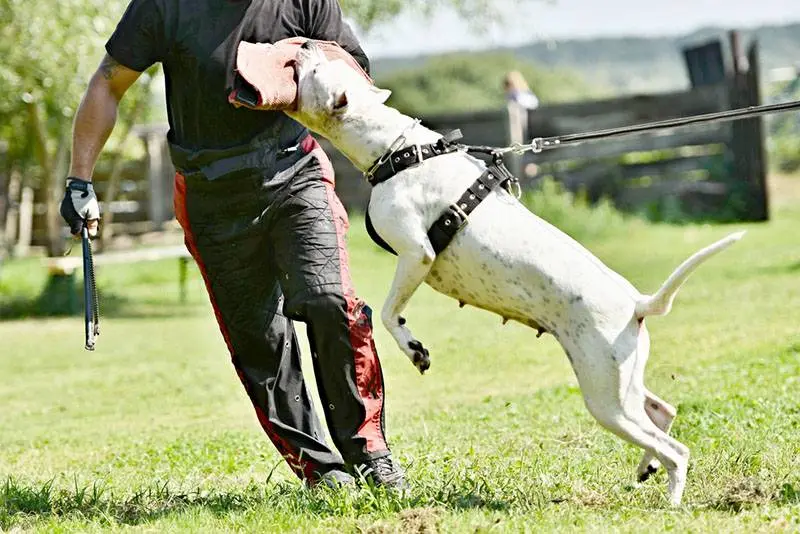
[{"left": 521, "top": 177, "right": 633, "bottom": 242}]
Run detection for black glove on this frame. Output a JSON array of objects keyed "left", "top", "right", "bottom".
[{"left": 60, "top": 177, "right": 100, "bottom": 236}]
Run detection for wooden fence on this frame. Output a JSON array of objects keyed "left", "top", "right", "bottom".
[
  {"left": 521, "top": 41, "right": 766, "bottom": 220},
  {"left": 5, "top": 39, "right": 770, "bottom": 250},
  {"left": 397, "top": 45, "right": 767, "bottom": 221}
]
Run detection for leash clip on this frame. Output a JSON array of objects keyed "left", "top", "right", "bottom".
[{"left": 528, "top": 138, "right": 545, "bottom": 154}]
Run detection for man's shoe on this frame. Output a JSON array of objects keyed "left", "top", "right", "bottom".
[
  {"left": 356, "top": 456, "right": 409, "bottom": 491},
  {"left": 313, "top": 469, "right": 355, "bottom": 490}
]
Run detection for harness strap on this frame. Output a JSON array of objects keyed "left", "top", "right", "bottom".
[
  {"left": 367, "top": 129, "right": 463, "bottom": 186},
  {"left": 427, "top": 160, "right": 515, "bottom": 254}
]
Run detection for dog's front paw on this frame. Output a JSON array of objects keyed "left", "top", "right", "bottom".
[{"left": 407, "top": 340, "right": 430, "bottom": 374}]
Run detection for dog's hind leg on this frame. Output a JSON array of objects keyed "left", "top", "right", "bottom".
[
  {"left": 582, "top": 377, "right": 688, "bottom": 505},
  {"left": 579, "top": 324, "right": 689, "bottom": 505},
  {"left": 626, "top": 322, "right": 680, "bottom": 483},
  {"left": 380, "top": 236, "right": 437, "bottom": 374},
  {"left": 636, "top": 390, "right": 677, "bottom": 482},
  {"left": 592, "top": 406, "right": 689, "bottom": 506}
]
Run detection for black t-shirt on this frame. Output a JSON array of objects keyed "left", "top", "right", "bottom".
[{"left": 106, "top": 0, "right": 369, "bottom": 151}]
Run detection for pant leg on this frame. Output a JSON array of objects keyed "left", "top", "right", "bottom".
[
  {"left": 173, "top": 172, "right": 345, "bottom": 481},
  {"left": 268, "top": 145, "right": 390, "bottom": 464}
]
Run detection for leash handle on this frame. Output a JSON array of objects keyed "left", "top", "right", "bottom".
[{"left": 81, "top": 225, "right": 99, "bottom": 351}]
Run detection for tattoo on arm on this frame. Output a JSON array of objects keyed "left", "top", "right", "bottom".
[{"left": 99, "top": 55, "right": 122, "bottom": 80}]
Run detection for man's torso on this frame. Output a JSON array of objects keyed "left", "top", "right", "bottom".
[{"left": 158, "top": 0, "right": 308, "bottom": 150}]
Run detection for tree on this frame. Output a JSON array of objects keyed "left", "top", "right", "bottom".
[
  {"left": 341, "top": 0, "right": 502, "bottom": 30},
  {"left": 0, "top": 0, "right": 149, "bottom": 256}
]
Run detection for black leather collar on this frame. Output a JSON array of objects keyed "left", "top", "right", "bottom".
[{"left": 366, "top": 130, "right": 463, "bottom": 187}]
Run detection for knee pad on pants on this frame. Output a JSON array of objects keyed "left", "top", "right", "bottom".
[{"left": 283, "top": 291, "right": 348, "bottom": 323}]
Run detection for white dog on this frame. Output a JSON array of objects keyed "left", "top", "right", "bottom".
[{"left": 286, "top": 42, "right": 744, "bottom": 506}]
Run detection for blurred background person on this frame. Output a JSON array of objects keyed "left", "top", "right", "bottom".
[{"left": 503, "top": 70, "right": 540, "bottom": 110}]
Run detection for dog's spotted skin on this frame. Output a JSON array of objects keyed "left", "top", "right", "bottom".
[{"left": 286, "top": 43, "right": 744, "bottom": 506}]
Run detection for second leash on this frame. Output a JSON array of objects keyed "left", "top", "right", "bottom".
[{"left": 81, "top": 226, "right": 100, "bottom": 351}]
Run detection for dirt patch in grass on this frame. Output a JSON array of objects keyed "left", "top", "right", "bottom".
[
  {"left": 708, "top": 477, "right": 775, "bottom": 512},
  {"left": 365, "top": 507, "right": 441, "bottom": 534}
]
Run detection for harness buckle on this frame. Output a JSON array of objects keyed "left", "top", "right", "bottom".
[
  {"left": 450, "top": 203, "right": 470, "bottom": 228},
  {"left": 364, "top": 118, "right": 422, "bottom": 184},
  {"left": 414, "top": 144, "right": 424, "bottom": 164}
]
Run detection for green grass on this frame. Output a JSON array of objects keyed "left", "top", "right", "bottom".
[{"left": 1, "top": 186, "right": 799, "bottom": 532}]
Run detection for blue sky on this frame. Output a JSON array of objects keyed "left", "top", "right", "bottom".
[{"left": 357, "top": 0, "right": 800, "bottom": 58}]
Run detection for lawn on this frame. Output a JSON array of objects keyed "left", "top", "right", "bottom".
[{"left": 1, "top": 178, "right": 798, "bottom": 532}]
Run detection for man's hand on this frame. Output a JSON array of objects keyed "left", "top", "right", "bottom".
[{"left": 60, "top": 177, "right": 100, "bottom": 237}]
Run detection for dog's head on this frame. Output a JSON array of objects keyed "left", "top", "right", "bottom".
[{"left": 290, "top": 41, "right": 392, "bottom": 132}]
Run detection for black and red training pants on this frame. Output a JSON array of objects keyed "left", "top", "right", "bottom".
[{"left": 172, "top": 135, "right": 389, "bottom": 481}]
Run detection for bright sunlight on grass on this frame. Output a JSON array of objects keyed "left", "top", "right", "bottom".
[{"left": 1, "top": 177, "right": 799, "bottom": 532}]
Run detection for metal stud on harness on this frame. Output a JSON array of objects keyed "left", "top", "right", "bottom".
[
  {"left": 363, "top": 124, "right": 520, "bottom": 255},
  {"left": 427, "top": 157, "right": 518, "bottom": 254}
]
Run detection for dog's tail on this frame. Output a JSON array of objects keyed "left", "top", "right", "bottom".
[{"left": 634, "top": 231, "right": 745, "bottom": 320}]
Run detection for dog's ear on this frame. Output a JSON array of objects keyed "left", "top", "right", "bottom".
[
  {"left": 370, "top": 86, "right": 392, "bottom": 103},
  {"left": 328, "top": 88, "right": 349, "bottom": 114}
]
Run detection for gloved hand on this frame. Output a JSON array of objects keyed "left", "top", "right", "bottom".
[{"left": 60, "top": 177, "right": 100, "bottom": 237}]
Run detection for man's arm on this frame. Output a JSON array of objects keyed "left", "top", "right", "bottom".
[
  {"left": 62, "top": 54, "right": 142, "bottom": 236},
  {"left": 305, "top": 0, "right": 370, "bottom": 74},
  {"left": 69, "top": 54, "right": 142, "bottom": 180}
]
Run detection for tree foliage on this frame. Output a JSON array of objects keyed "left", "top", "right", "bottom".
[
  {"left": 0, "top": 0, "right": 137, "bottom": 161},
  {"left": 376, "top": 52, "right": 599, "bottom": 116},
  {"left": 0, "top": 0, "right": 150, "bottom": 254},
  {"left": 341, "top": 0, "right": 500, "bottom": 32}
]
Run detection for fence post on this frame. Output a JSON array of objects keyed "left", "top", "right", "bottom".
[
  {"left": 727, "top": 33, "right": 768, "bottom": 221},
  {"left": 137, "top": 125, "right": 174, "bottom": 230},
  {"left": 15, "top": 185, "right": 34, "bottom": 257},
  {"left": 744, "top": 42, "right": 769, "bottom": 220},
  {"left": 505, "top": 101, "right": 528, "bottom": 180},
  {"left": 0, "top": 141, "right": 7, "bottom": 229},
  {"left": 147, "top": 132, "right": 167, "bottom": 230}
]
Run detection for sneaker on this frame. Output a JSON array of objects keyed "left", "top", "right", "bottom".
[
  {"left": 355, "top": 456, "right": 409, "bottom": 491},
  {"left": 312, "top": 469, "right": 355, "bottom": 490}
]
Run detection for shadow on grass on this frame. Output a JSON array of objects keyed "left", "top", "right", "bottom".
[
  {"left": 0, "top": 274, "right": 199, "bottom": 320},
  {"left": 0, "top": 476, "right": 518, "bottom": 529},
  {"left": 754, "top": 260, "right": 800, "bottom": 277},
  {"left": 701, "top": 478, "right": 799, "bottom": 513},
  {"left": 0, "top": 477, "right": 262, "bottom": 529}
]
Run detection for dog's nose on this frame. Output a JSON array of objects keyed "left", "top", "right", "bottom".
[{"left": 301, "top": 40, "right": 316, "bottom": 51}]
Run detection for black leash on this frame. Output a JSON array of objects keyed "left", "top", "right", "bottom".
[
  {"left": 502, "top": 100, "right": 800, "bottom": 155},
  {"left": 81, "top": 226, "right": 100, "bottom": 351}
]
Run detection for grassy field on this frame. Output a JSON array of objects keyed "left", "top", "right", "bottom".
[{"left": 1, "top": 178, "right": 799, "bottom": 532}]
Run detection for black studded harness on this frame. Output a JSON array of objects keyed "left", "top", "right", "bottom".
[{"left": 364, "top": 125, "right": 519, "bottom": 256}]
